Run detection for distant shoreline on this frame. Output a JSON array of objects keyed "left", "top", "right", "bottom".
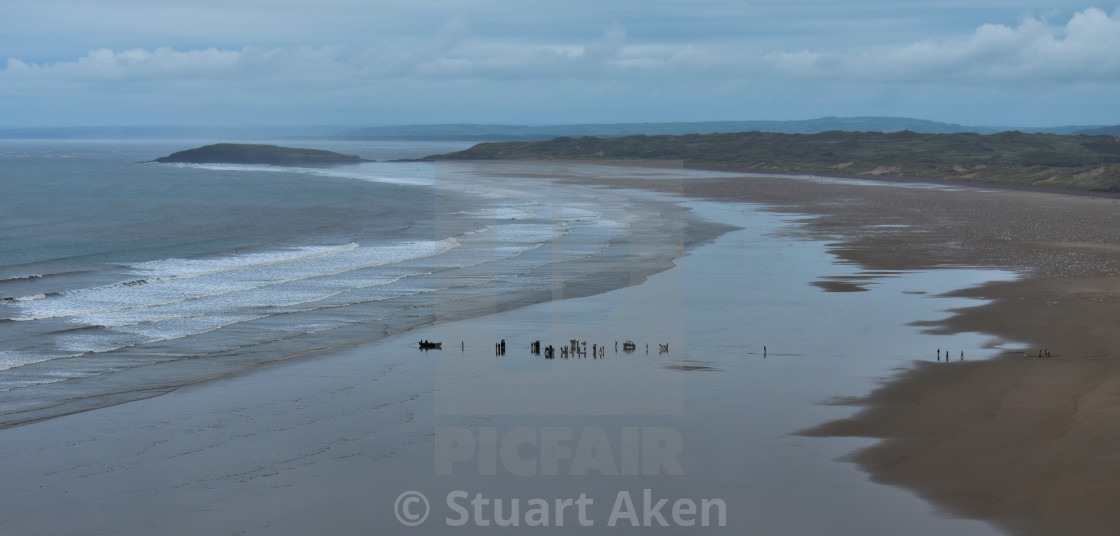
[
  {"left": 683, "top": 162, "right": 1120, "bottom": 199},
  {"left": 417, "top": 155, "right": 1120, "bottom": 199},
  {"left": 419, "top": 130, "right": 1120, "bottom": 193},
  {"left": 2, "top": 117, "right": 1116, "bottom": 141}
]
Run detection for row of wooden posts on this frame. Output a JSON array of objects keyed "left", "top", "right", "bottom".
[{"left": 517, "top": 339, "right": 669, "bottom": 358}]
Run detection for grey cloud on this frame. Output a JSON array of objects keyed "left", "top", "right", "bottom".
[
  {"left": 4, "top": 8, "right": 1118, "bottom": 88},
  {"left": 762, "top": 7, "right": 1120, "bottom": 84},
  {"left": 580, "top": 23, "right": 627, "bottom": 61},
  {"left": 2, "top": 4, "right": 1118, "bottom": 127}
]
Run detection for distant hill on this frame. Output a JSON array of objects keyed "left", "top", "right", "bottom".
[
  {"left": 420, "top": 130, "right": 1120, "bottom": 193},
  {"left": 341, "top": 117, "right": 1004, "bottom": 139},
  {"left": 339, "top": 118, "right": 1117, "bottom": 139},
  {"left": 150, "top": 143, "right": 371, "bottom": 167},
  {"left": 1074, "top": 125, "right": 1120, "bottom": 136},
  {"left": 5, "top": 117, "right": 1112, "bottom": 141}
]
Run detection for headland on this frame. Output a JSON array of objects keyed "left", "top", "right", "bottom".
[{"left": 151, "top": 143, "right": 371, "bottom": 167}]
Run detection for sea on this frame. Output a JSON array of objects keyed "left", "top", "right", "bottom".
[
  {"left": 0, "top": 139, "right": 730, "bottom": 428},
  {"left": 2, "top": 139, "right": 1031, "bottom": 535}
]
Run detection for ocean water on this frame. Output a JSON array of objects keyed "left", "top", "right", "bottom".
[
  {"left": 0, "top": 140, "right": 721, "bottom": 428},
  {"left": 0, "top": 141, "right": 1030, "bottom": 535}
]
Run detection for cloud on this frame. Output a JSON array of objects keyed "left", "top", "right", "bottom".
[
  {"left": 1, "top": 7, "right": 1118, "bottom": 127},
  {"left": 580, "top": 22, "right": 627, "bottom": 62},
  {"left": 1, "top": 46, "right": 339, "bottom": 88},
  {"left": 5, "top": 8, "right": 1118, "bottom": 88},
  {"left": 763, "top": 7, "right": 1120, "bottom": 84}
]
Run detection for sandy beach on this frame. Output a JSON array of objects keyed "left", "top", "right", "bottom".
[
  {"left": 604, "top": 169, "right": 1120, "bottom": 536},
  {"left": 3, "top": 162, "right": 1119, "bottom": 535}
]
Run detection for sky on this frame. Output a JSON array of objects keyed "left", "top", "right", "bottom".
[{"left": 2, "top": 1, "right": 1118, "bottom": 128}]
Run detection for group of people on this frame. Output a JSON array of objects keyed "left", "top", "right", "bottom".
[
  {"left": 936, "top": 348, "right": 964, "bottom": 361},
  {"left": 941, "top": 347, "right": 1060, "bottom": 360}
]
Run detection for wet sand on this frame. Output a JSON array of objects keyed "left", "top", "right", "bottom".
[{"left": 590, "top": 169, "right": 1120, "bottom": 536}]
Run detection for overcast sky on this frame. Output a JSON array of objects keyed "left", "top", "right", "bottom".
[{"left": 2, "top": 1, "right": 1118, "bottom": 127}]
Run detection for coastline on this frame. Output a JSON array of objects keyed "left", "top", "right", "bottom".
[
  {"left": 0, "top": 155, "right": 732, "bottom": 431},
  {"left": 579, "top": 167, "right": 1120, "bottom": 535},
  {"left": 3, "top": 159, "right": 1118, "bottom": 534},
  {"left": 683, "top": 162, "right": 1120, "bottom": 200},
  {"left": 0, "top": 181, "right": 1012, "bottom": 536}
]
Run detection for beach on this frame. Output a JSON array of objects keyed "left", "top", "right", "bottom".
[
  {"left": 617, "top": 170, "right": 1120, "bottom": 536},
  {"left": 2, "top": 155, "right": 1119, "bottom": 535}
]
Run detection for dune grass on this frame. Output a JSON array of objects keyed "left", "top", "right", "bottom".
[{"left": 422, "top": 130, "right": 1120, "bottom": 192}]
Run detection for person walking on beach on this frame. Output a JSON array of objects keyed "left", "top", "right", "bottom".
[
  {"left": 937, "top": 348, "right": 941, "bottom": 361},
  {"left": 960, "top": 350, "right": 964, "bottom": 361}
]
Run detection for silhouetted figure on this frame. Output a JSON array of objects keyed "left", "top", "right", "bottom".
[
  {"left": 937, "top": 348, "right": 941, "bottom": 361},
  {"left": 764, "top": 345, "right": 767, "bottom": 358},
  {"left": 960, "top": 350, "right": 964, "bottom": 361}
]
